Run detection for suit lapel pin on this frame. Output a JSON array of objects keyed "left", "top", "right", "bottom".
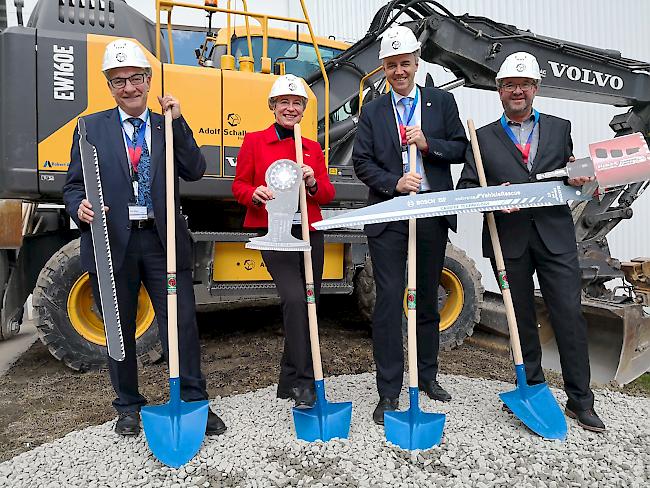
[
  {"left": 156, "top": 124, "right": 162, "bottom": 130},
  {"left": 426, "top": 102, "right": 432, "bottom": 107}
]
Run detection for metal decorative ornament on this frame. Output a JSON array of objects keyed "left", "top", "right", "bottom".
[{"left": 246, "top": 159, "right": 311, "bottom": 251}]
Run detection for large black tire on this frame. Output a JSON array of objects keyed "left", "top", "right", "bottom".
[
  {"left": 437, "top": 243, "right": 484, "bottom": 350},
  {"left": 33, "top": 239, "right": 162, "bottom": 371},
  {"left": 353, "top": 243, "right": 484, "bottom": 350}
]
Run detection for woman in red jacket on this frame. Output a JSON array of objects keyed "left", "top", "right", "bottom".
[{"left": 232, "top": 74, "right": 335, "bottom": 408}]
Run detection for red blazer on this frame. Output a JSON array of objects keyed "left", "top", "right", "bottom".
[{"left": 232, "top": 125, "right": 335, "bottom": 230}]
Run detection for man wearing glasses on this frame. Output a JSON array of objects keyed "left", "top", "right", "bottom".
[
  {"left": 63, "top": 39, "right": 227, "bottom": 437},
  {"left": 458, "top": 52, "right": 605, "bottom": 432}
]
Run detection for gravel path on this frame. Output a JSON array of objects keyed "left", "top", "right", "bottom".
[{"left": 1, "top": 372, "right": 648, "bottom": 488}]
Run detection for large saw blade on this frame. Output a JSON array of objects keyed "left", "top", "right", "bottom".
[
  {"left": 313, "top": 181, "right": 590, "bottom": 231},
  {"left": 78, "top": 118, "right": 125, "bottom": 362}
]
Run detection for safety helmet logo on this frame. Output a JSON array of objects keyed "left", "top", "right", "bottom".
[
  {"left": 116, "top": 52, "right": 126, "bottom": 63},
  {"left": 288, "top": 82, "right": 297, "bottom": 91},
  {"left": 516, "top": 63, "right": 525, "bottom": 72},
  {"left": 392, "top": 40, "right": 401, "bottom": 49}
]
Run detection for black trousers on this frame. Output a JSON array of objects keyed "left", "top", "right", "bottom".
[
  {"left": 90, "top": 227, "right": 207, "bottom": 413},
  {"left": 493, "top": 225, "right": 594, "bottom": 411},
  {"left": 367, "top": 217, "right": 448, "bottom": 399},
  {"left": 262, "top": 227, "right": 324, "bottom": 390}
]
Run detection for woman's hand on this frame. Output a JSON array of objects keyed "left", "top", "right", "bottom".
[
  {"left": 301, "top": 164, "right": 316, "bottom": 188},
  {"left": 252, "top": 185, "right": 274, "bottom": 205}
]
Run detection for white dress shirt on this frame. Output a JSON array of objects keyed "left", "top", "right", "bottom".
[{"left": 391, "top": 85, "right": 430, "bottom": 191}]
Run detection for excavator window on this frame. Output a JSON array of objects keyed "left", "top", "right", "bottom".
[
  {"left": 161, "top": 28, "right": 208, "bottom": 67},
  {"left": 230, "top": 37, "right": 343, "bottom": 78}
]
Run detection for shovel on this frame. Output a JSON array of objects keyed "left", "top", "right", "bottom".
[
  {"left": 141, "top": 109, "right": 209, "bottom": 467},
  {"left": 467, "top": 119, "right": 567, "bottom": 441},
  {"left": 291, "top": 123, "right": 352, "bottom": 442},
  {"left": 384, "top": 144, "right": 446, "bottom": 450}
]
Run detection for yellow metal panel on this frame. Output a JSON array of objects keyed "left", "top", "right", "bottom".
[
  {"left": 322, "top": 243, "right": 344, "bottom": 279},
  {"left": 213, "top": 242, "right": 344, "bottom": 281},
  {"left": 213, "top": 242, "right": 272, "bottom": 281},
  {"left": 38, "top": 35, "right": 163, "bottom": 172},
  {"left": 163, "top": 63, "right": 222, "bottom": 176}
]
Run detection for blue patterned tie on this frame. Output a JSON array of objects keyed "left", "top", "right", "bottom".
[{"left": 127, "top": 118, "right": 152, "bottom": 214}]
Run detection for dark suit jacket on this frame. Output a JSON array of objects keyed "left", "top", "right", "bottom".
[
  {"left": 63, "top": 107, "right": 206, "bottom": 273},
  {"left": 352, "top": 86, "right": 468, "bottom": 236},
  {"left": 457, "top": 113, "right": 576, "bottom": 259}
]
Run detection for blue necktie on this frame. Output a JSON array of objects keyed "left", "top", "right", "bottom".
[
  {"left": 400, "top": 97, "right": 412, "bottom": 123},
  {"left": 127, "top": 118, "right": 152, "bottom": 214}
]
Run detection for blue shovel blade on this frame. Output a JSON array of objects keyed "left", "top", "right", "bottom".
[
  {"left": 384, "top": 387, "right": 445, "bottom": 450},
  {"left": 142, "top": 378, "right": 209, "bottom": 468},
  {"left": 500, "top": 364, "right": 567, "bottom": 441},
  {"left": 293, "top": 379, "right": 352, "bottom": 442}
]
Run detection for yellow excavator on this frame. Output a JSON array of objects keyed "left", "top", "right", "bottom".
[{"left": 0, "top": 0, "right": 647, "bottom": 386}]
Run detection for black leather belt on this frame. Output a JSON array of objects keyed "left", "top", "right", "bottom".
[{"left": 131, "top": 219, "right": 156, "bottom": 230}]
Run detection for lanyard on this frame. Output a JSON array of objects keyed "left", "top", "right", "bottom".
[
  {"left": 120, "top": 110, "right": 149, "bottom": 173},
  {"left": 391, "top": 88, "right": 419, "bottom": 147},
  {"left": 500, "top": 109, "right": 539, "bottom": 164}
]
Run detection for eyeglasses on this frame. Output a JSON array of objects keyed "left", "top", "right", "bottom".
[
  {"left": 108, "top": 73, "right": 147, "bottom": 89},
  {"left": 500, "top": 82, "right": 537, "bottom": 92}
]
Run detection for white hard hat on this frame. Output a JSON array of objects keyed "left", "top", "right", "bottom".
[
  {"left": 495, "top": 52, "right": 541, "bottom": 81},
  {"left": 378, "top": 25, "right": 421, "bottom": 60},
  {"left": 102, "top": 39, "right": 151, "bottom": 72},
  {"left": 268, "top": 74, "right": 308, "bottom": 101}
]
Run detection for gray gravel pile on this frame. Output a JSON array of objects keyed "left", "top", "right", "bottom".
[{"left": 1, "top": 373, "right": 648, "bottom": 487}]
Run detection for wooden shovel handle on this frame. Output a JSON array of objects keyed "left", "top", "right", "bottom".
[
  {"left": 407, "top": 143, "right": 418, "bottom": 388},
  {"left": 467, "top": 119, "right": 524, "bottom": 365},
  {"left": 164, "top": 110, "right": 180, "bottom": 379},
  {"left": 294, "top": 123, "right": 324, "bottom": 381}
]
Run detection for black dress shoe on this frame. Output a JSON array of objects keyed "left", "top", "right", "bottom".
[
  {"left": 206, "top": 410, "right": 227, "bottom": 436},
  {"left": 115, "top": 411, "right": 140, "bottom": 436},
  {"left": 373, "top": 397, "right": 399, "bottom": 425},
  {"left": 419, "top": 380, "right": 452, "bottom": 402},
  {"left": 293, "top": 386, "right": 316, "bottom": 409},
  {"left": 565, "top": 406, "right": 606, "bottom": 433},
  {"left": 276, "top": 384, "right": 295, "bottom": 400}
]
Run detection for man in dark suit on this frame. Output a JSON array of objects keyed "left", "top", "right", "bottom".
[
  {"left": 63, "top": 39, "right": 226, "bottom": 437},
  {"left": 352, "top": 26, "right": 468, "bottom": 424},
  {"left": 458, "top": 51, "right": 605, "bottom": 432}
]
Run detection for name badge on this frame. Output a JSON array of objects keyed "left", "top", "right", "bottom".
[
  {"left": 128, "top": 204, "right": 148, "bottom": 221},
  {"left": 292, "top": 212, "right": 302, "bottom": 225}
]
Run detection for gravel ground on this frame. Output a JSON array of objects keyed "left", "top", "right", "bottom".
[
  {"left": 1, "top": 296, "right": 530, "bottom": 463},
  {"left": 1, "top": 372, "right": 648, "bottom": 488}
]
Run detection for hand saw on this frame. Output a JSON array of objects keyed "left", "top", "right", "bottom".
[
  {"left": 78, "top": 117, "right": 125, "bottom": 362},
  {"left": 313, "top": 181, "right": 590, "bottom": 231}
]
